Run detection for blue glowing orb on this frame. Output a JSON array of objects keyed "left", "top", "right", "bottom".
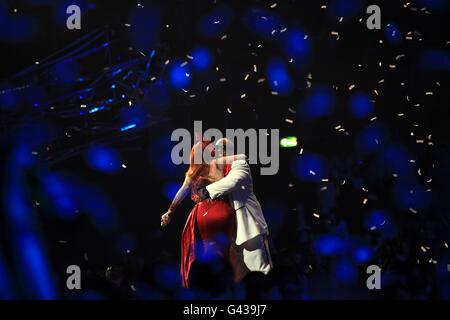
[
  {"left": 163, "top": 182, "right": 182, "bottom": 200},
  {"left": 169, "top": 62, "right": 191, "bottom": 89},
  {"left": 292, "top": 153, "right": 329, "bottom": 182},
  {"left": 333, "top": 261, "right": 358, "bottom": 284},
  {"left": 266, "top": 58, "right": 294, "bottom": 95},
  {"left": 191, "top": 47, "right": 213, "bottom": 71},
  {"left": 297, "top": 86, "right": 335, "bottom": 121},
  {"left": 313, "top": 234, "right": 347, "bottom": 256},
  {"left": 279, "top": 28, "right": 311, "bottom": 66},
  {"left": 350, "top": 92, "right": 374, "bottom": 118},
  {"left": 84, "top": 145, "right": 122, "bottom": 174},
  {"left": 385, "top": 23, "right": 402, "bottom": 45}
]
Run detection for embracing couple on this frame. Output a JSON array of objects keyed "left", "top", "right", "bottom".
[{"left": 161, "top": 138, "right": 273, "bottom": 288}]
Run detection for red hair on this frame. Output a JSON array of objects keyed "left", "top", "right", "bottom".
[{"left": 186, "top": 140, "right": 214, "bottom": 182}]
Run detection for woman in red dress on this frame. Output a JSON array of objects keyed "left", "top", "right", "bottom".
[{"left": 161, "top": 141, "right": 244, "bottom": 288}]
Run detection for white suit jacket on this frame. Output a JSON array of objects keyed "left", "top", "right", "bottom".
[{"left": 206, "top": 159, "right": 272, "bottom": 274}]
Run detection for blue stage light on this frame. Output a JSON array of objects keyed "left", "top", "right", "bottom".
[
  {"left": 364, "top": 209, "right": 389, "bottom": 230},
  {"left": 191, "top": 47, "right": 213, "bottom": 71},
  {"left": 163, "top": 182, "right": 182, "bottom": 200},
  {"left": 353, "top": 246, "right": 373, "bottom": 263},
  {"left": 385, "top": 23, "right": 402, "bottom": 45},
  {"left": 84, "top": 145, "right": 121, "bottom": 174},
  {"left": 280, "top": 28, "right": 311, "bottom": 65},
  {"left": 350, "top": 92, "right": 374, "bottom": 118},
  {"left": 41, "top": 173, "right": 78, "bottom": 219},
  {"left": 88, "top": 106, "right": 105, "bottom": 114},
  {"left": 266, "top": 58, "right": 294, "bottom": 95},
  {"left": 16, "top": 234, "right": 57, "bottom": 299},
  {"left": 169, "top": 62, "right": 191, "bottom": 89},
  {"left": 292, "top": 153, "right": 329, "bottom": 182},
  {"left": 297, "top": 86, "right": 335, "bottom": 121},
  {"left": 313, "top": 234, "right": 347, "bottom": 256},
  {"left": 120, "top": 123, "right": 137, "bottom": 132},
  {"left": 333, "top": 261, "right": 358, "bottom": 284}
]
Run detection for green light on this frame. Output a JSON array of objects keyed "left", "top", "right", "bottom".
[{"left": 280, "top": 136, "right": 298, "bottom": 148}]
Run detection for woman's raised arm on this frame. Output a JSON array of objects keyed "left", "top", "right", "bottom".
[{"left": 161, "top": 175, "right": 191, "bottom": 227}]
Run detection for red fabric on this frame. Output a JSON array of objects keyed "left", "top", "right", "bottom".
[{"left": 180, "top": 163, "right": 235, "bottom": 288}]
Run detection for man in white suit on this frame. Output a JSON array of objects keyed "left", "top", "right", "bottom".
[{"left": 198, "top": 138, "right": 273, "bottom": 276}]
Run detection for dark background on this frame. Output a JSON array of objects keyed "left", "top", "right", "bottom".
[{"left": 0, "top": 0, "right": 449, "bottom": 299}]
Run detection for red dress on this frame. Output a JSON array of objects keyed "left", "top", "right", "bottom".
[{"left": 180, "top": 165, "right": 237, "bottom": 288}]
